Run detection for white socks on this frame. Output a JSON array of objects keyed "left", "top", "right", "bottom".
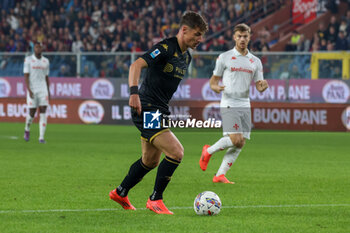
[
  {"left": 207, "top": 136, "right": 233, "bottom": 155},
  {"left": 39, "top": 113, "right": 47, "bottom": 140},
  {"left": 25, "top": 115, "right": 34, "bottom": 131},
  {"left": 216, "top": 147, "right": 242, "bottom": 176}
]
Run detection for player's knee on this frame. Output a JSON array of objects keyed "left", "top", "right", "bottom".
[
  {"left": 230, "top": 135, "right": 245, "bottom": 148},
  {"left": 169, "top": 147, "right": 184, "bottom": 162},
  {"left": 142, "top": 153, "right": 160, "bottom": 168},
  {"left": 142, "top": 156, "right": 159, "bottom": 168},
  {"left": 147, "top": 160, "right": 159, "bottom": 168},
  {"left": 234, "top": 138, "right": 245, "bottom": 148}
]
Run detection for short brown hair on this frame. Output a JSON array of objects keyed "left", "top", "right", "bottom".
[
  {"left": 234, "top": 23, "right": 251, "bottom": 34},
  {"left": 180, "top": 11, "right": 208, "bottom": 32}
]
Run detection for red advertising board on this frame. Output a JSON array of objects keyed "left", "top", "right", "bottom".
[{"left": 292, "top": 0, "right": 317, "bottom": 24}]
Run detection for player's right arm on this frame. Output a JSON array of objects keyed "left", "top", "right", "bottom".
[
  {"left": 24, "top": 73, "right": 33, "bottom": 98},
  {"left": 128, "top": 58, "right": 148, "bottom": 115},
  {"left": 209, "top": 75, "right": 225, "bottom": 93},
  {"left": 23, "top": 57, "right": 33, "bottom": 98}
]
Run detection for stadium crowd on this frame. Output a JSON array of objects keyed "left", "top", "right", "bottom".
[
  {"left": 0, "top": 0, "right": 349, "bottom": 79},
  {"left": 1, "top": 0, "right": 282, "bottom": 53}
]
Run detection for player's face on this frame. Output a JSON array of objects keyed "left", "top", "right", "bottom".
[
  {"left": 184, "top": 26, "right": 204, "bottom": 50},
  {"left": 234, "top": 30, "right": 250, "bottom": 50},
  {"left": 34, "top": 44, "right": 42, "bottom": 55}
]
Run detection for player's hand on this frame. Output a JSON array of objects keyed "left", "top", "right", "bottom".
[
  {"left": 256, "top": 80, "right": 268, "bottom": 92},
  {"left": 129, "top": 94, "right": 142, "bottom": 115},
  {"left": 211, "top": 85, "right": 225, "bottom": 94}
]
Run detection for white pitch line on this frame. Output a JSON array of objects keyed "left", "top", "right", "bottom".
[
  {"left": 0, "top": 135, "right": 19, "bottom": 140},
  {"left": 0, "top": 203, "right": 349, "bottom": 214}
]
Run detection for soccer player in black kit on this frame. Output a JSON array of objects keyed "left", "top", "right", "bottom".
[{"left": 109, "top": 11, "right": 208, "bottom": 215}]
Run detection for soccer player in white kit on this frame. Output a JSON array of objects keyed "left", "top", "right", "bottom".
[
  {"left": 199, "top": 24, "right": 268, "bottom": 183},
  {"left": 23, "top": 42, "right": 50, "bottom": 143}
]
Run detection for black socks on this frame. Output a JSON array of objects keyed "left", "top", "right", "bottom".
[
  {"left": 116, "top": 156, "right": 181, "bottom": 200},
  {"left": 117, "top": 158, "right": 152, "bottom": 197},
  {"left": 150, "top": 156, "right": 180, "bottom": 201}
]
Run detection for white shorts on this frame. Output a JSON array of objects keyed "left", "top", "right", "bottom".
[
  {"left": 27, "top": 91, "right": 49, "bottom": 108},
  {"left": 221, "top": 107, "right": 251, "bottom": 139}
]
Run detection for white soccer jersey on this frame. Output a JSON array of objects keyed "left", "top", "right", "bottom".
[
  {"left": 213, "top": 47, "right": 263, "bottom": 107},
  {"left": 23, "top": 54, "right": 50, "bottom": 94}
]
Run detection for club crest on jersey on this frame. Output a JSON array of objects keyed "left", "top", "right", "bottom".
[{"left": 150, "top": 49, "right": 161, "bottom": 58}]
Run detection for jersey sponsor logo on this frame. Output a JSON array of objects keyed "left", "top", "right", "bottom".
[
  {"left": 32, "top": 66, "right": 45, "bottom": 69},
  {"left": 150, "top": 49, "right": 161, "bottom": 58},
  {"left": 231, "top": 67, "right": 253, "bottom": 74},
  {"left": 78, "top": 100, "right": 104, "bottom": 124},
  {"left": 143, "top": 109, "right": 161, "bottom": 129},
  {"left": 341, "top": 106, "right": 350, "bottom": 130},
  {"left": 0, "top": 78, "right": 11, "bottom": 97},
  {"left": 322, "top": 80, "right": 350, "bottom": 103},
  {"left": 91, "top": 79, "right": 114, "bottom": 99}
]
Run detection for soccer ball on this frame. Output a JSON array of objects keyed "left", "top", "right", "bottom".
[{"left": 193, "top": 191, "right": 221, "bottom": 216}]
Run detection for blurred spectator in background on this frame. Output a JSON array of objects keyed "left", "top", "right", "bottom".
[
  {"left": 328, "top": 15, "right": 339, "bottom": 35},
  {"left": 108, "top": 57, "right": 129, "bottom": 78},
  {"left": 58, "top": 64, "right": 69, "bottom": 77},
  {"left": 335, "top": 30, "right": 348, "bottom": 50},
  {"left": 317, "top": 22, "right": 327, "bottom": 41},
  {"left": 338, "top": 19, "right": 348, "bottom": 36},
  {"left": 296, "top": 34, "right": 311, "bottom": 51},
  {"left": 258, "top": 26, "right": 271, "bottom": 41},
  {"left": 192, "top": 57, "right": 209, "bottom": 78},
  {"left": 72, "top": 34, "right": 84, "bottom": 53},
  {"left": 331, "top": 66, "right": 342, "bottom": 79},
  {"left": 289, "top": 65, "right": 302, "bottom": 79},
  {"left": 285, "top": 30, "right": 300, "bottom": 51},
  {"left": 253, "top": 37, "right": 269, "bottom": 51},
  {"left": 81, "top": 64, "right": 93, "bottom": 77},
  {"left": 327, "top": 41, "right": 335, "bottom": 51},
  {"left": 319, "top": 38, "right": 328, "bottom": 50},
  {"left": 327, "top": 26, "right": 338, "bottom": 45}
]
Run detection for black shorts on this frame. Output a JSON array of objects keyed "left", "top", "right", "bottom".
[{"left": 131, "top": 108, "right": 170, "bottom": 143}]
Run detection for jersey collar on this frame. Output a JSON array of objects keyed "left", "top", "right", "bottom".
[
  {"left": 232, "top": 47, "right": 252, "bottom": 59},
  {"left": 32, "top": 54, "right": 42, "bottom": 61}
]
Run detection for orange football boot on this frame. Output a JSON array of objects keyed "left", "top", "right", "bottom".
[
  {"left": 213, "top": 174, "right": 234, "bottom": 184},
  {"left": 109, "top": 189, "right": 136, "bottom": 210},
  {"left": 146, "top": 198, "right": 173, "bottom": 215},
  {"left": 199, "top": 145, "right": 212, "bottom": 171}
]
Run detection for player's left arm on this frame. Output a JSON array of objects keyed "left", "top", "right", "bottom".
[
  {"left": 254, "top": 59, "right": 268, "bottom": 93},
  {"left": 46, "top": 59, "right": 50, "bottom": 99},
  {"left": 256, "top": 80, "right": 268, "bottom": 92},
  {"left": 46, "top": 75, "right": 50, "bottom": 99}
]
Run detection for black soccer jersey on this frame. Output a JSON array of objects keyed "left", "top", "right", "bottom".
[{"left": 140, "top": 37, "right": 191, "bottom": 113}]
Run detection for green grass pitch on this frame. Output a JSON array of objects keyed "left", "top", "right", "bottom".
[{"left": 0, "top": 122, "right": 349, "bottom": 233}]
